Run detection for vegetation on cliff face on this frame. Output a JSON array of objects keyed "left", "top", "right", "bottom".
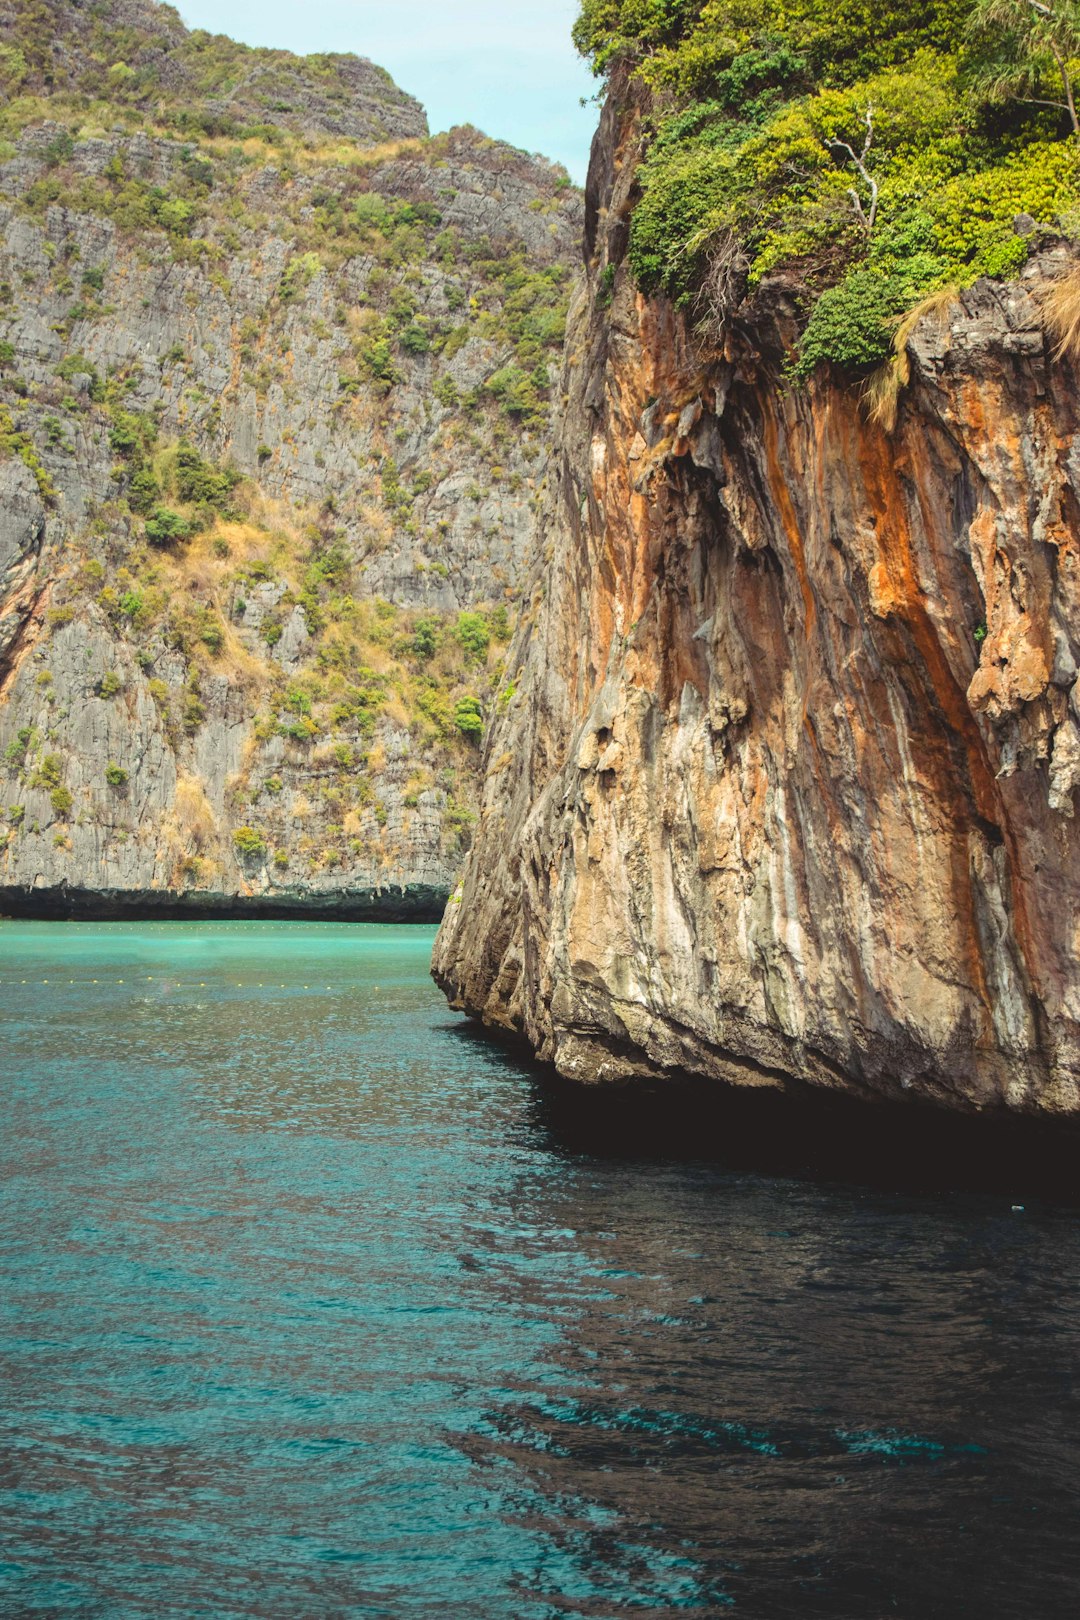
[
  {"left": 575, "top": 0, "right": 1080, "bottom": 369},
  {"left": 0, "top": 0, "right": 581, "bottom": 903}
]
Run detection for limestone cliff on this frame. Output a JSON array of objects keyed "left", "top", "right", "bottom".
[
  {"left": 0, "top": 0, "right": 581, "bottom": 915},
  {"left": 434, "top": 80, "right": 1080, "bottom": 1116}
]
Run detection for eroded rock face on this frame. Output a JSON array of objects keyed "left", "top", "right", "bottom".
[
  {"left": 0, "top": 458, "right": 45, "bottom": 666},
  {"left": 433, "top": 88, "right": 1080, "bottom": 1116}
]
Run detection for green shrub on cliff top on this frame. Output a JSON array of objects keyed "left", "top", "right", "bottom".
[{"left": 575, "top": 0, "right": 1080, "bottom": 372}]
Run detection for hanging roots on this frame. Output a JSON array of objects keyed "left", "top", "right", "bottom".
[{"left": 691, "top": 231, "right": 749, "bottom": 342}]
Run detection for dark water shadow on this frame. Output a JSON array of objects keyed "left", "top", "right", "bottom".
[{"left": 444, "top": 1019, "right": 1080, "bottom": 1207}]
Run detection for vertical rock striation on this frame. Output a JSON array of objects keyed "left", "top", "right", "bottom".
[{"left": 434, "top": 81, "right": 1080, "bottom": 1116}]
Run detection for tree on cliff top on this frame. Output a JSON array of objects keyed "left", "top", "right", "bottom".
[{"left": 970, "top": 0, "right": 1080, "bottom": 140}]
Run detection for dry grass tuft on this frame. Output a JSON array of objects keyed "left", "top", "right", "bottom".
[
  {"left": 1039, "top": 266, "right": 1080, "bottom": 361},
  {"left": 162, "top": 774, "right": 220, "bottom": 882},
  {"left": 863, "top": 285, "right": 959, "bottom": 431},
  {"left": 298, "top": 136, "right": 426, "bottom": 172},
  {"left": 893, "top": 284, "right": 960, "bottom": 352},
  {"left": 174, "top": 774, "right": 218, "bottom": 850}
]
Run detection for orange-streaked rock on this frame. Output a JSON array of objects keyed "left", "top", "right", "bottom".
[{"left": 433, "top": 83, "right": 1080, "bottom": 1117}]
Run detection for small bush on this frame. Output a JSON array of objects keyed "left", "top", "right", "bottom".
[
  {"left": 233, "top": 825, "right": 267, "bottom": 859},
  {"left": 199, "top": 612, "right": 224, "bottom": 654},
  {"left": 108, "top": 411, "right": 147, "bottom": 456},
  {"left": 128, "top": 467, "right": 160, "bottom": 514},
  {"left": 50, "top": 785, "right": 73, "bottom": 818},
  {"left": 145, "top": 507, "right": 191, "bottom": 547},
  {"left": 795, "top": 270, "right": 908, "bottom": 377},
  {"left": 32, "top": 753, "right": 62, "bottom": 790},
  {"left": 98, "top": 670, "right": 122, "bottom": 698},
  {"left": 453, "top": 696, "right": 484, "bottom": 739},
  {"left": 455, "top": 611, "right": 490, "bottom": 663},
  {"left": 104, "top": 762, "right": 128, "bottom": 787},
  {"left": 183, "top": 691, "right": 206, "bottom": 733},
  {"left": 174, "top": 442, "right": 240, "bottom": 511}
]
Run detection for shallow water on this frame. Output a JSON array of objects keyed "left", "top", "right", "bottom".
[{"left": 1, "top": 920, "right": 1079, "bottom": 1619}]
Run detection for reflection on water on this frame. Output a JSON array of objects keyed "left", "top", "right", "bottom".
[{"left": 2, "top": 921, "right": 1079, "bottom": 1618}]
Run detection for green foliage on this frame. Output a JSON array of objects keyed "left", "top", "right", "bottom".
[
  {"left": 108, "top": 410, "right": 152, "bottom": 456},
  {"left": 128, "top": 466, "right": 160, "bottom": 514},
  {"left": 484, "top": 364, "right": 547, "bottom": 420},
  {"left": 56, "top": 353, "right": 98, "bottom": 383},
  {"left": 183, "top": 689, "right": 206, "bottom": 733},
  {"left": 795, "top": 268, "right": 911, "bottom": 373},
  {"left": 43, "top": 415, "right": 70, "bottom": 450},
  {"left": 45, "top": 129, "right": 74, "bottom": 167},
  {"left": 198, "top": 610, "right": 224, "bottom": 654},
  {"left": 455, "top": 611, "right": 491, "bottom": 663},
  {"left": 30, "top": 751, "right": 61, "bottom": 790},
  {"left": 50, "top": 785, "right": 73, "bottom": 818},
  {"left": 104, "top": 762, "right": 128, "bottom": 787},
  {"left": 145, "top": 506, "right": 192, "bottom": 547},
  {"left": 400, "top": 322, "right": 431, "bottom": 355},
  {"left": 0, "top": 340, "right": 14, "bottom": 369},
  {"left": 969, "top": 0, "right": 1080, "bottom": 137},
  {"left": 233, "top": 825, "right": 267, "bottom": 858},
  {"left": 577, "top": 0, "right": 1080, "bottom": 371},
  {"left": 452, "top": 695, "right": 484, "bottom": 738},
  {"left": 0, "top": 405, "right": 57, "bottom": 503},
  {"left": 174, "top": 441, "right": 240, "bottom": 511},
  {"left": 4, "top": 726, "right": 34, "bottom": 768},
  {"left": 279, "top": 251, "right": 322, "bottom": 303},
  {"left": 98, "top": 670, "right": 122, "bottom": 698},
  {"left": 433, "top": 375, "right": 459, "bottom": 409},
  {"left": 411, "top": 616, "right": 440, "bottom": 659}
]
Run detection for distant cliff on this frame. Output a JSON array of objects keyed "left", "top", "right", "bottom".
[
  {"left": 0, "top": 0, "right": 581, "bottom": 916},
  {"left": 434, "top": 65, "right": 1080, "bottom": 1116}
]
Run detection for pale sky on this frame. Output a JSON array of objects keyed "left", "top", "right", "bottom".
[{"left": 177, "top": 0, "right": 599, "bottom": 183}]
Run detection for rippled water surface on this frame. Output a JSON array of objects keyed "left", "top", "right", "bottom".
[{"left": 2, "top": 921, "right": 1080, "bottom": 1619}]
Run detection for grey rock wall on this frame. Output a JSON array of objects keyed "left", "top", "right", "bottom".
[{"left": 0, "top": 15, "right": 583, "bottom": 916}]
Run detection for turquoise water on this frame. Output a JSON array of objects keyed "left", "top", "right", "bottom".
[{"left": 2, "top": 921, "right": 1080, "bottom": 1618}]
